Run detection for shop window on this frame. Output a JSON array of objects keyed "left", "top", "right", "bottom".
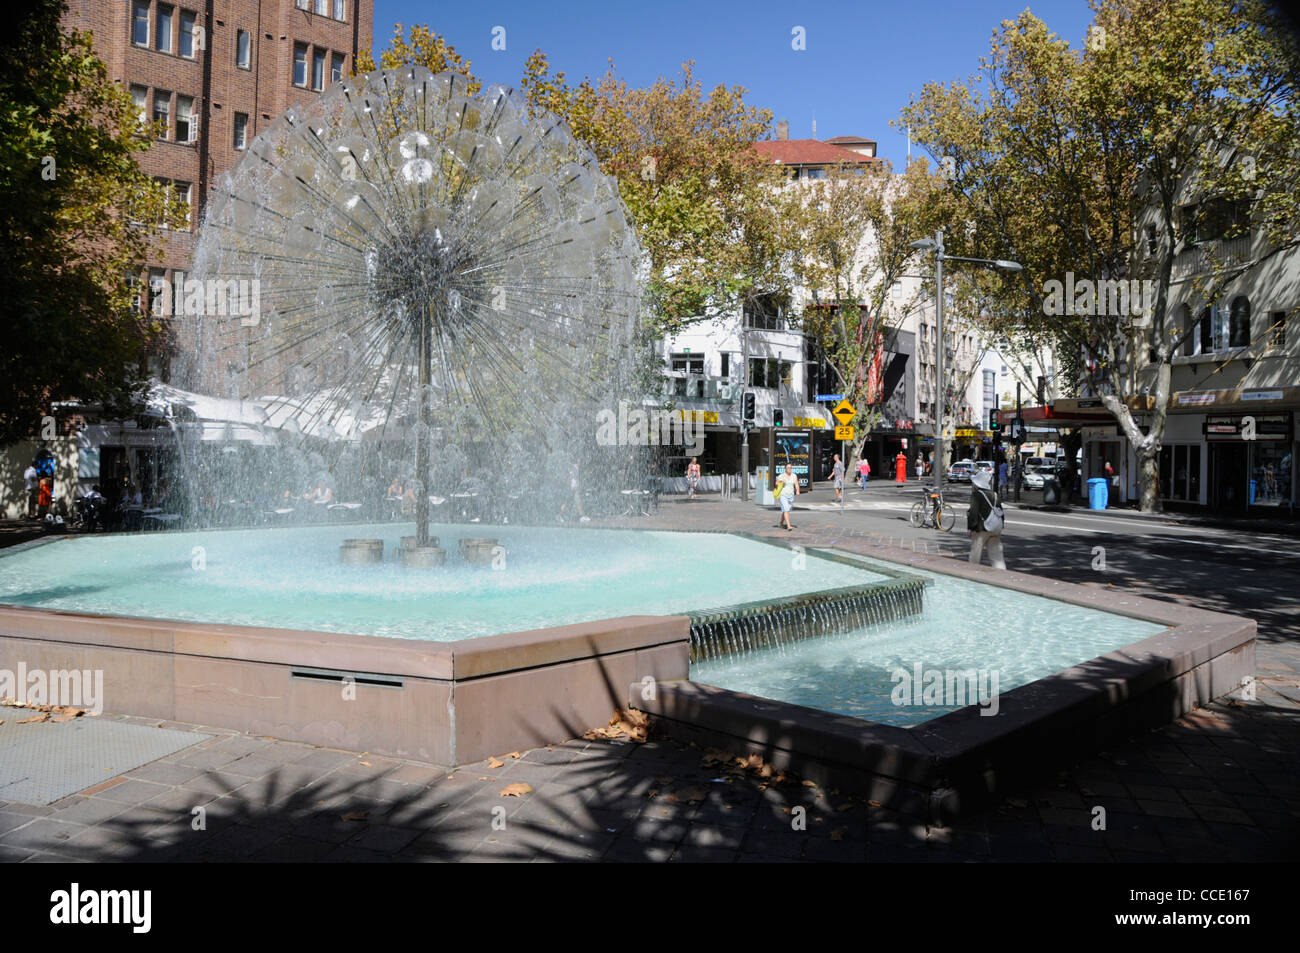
[
  {"left": 1159, "top": 444, "right": 1201, "bottom": 502},
  {"left": 1229, "top": 296, "right": 1250, "bottom": 348},
  {"left": 1251, "top": 444, "right": 1292, "bottom": 506}
]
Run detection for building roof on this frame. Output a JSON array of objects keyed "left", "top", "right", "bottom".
[
  {"left": 824, "top": 135, "right": 877, "bottom": 146},
  {"left": 753, "top": 139, "right": 877, "bottom": 167}
]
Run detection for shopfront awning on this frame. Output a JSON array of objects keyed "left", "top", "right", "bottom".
[
  {"left": 1171, "top": 385, "right": 1300, "bottom": 413},
  {"left": 994, "top": 399, "right": 1117, "bottom": 428}
]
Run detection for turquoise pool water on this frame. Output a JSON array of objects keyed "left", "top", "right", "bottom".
[
  {"left": 0, "top": 525, "right": 885, "bottom": 642},
  {"left": 691, "top": 554, "right": 1166, "bottom": 727}
]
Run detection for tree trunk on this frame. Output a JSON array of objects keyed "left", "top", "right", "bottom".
[{"left": 1137, "top": 445, "right": 1160, "bottom": 513}]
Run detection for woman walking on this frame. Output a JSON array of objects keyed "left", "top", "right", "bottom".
[{"left": 774, "top": 464, "right": 799, "bottom": 531}]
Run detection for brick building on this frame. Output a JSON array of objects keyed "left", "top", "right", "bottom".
[
  {"left": 0, "top": 1, "right": 377, "bottom": 516},
  {"left": 62, "top": 0, "right": 374, "bottom": 380}
]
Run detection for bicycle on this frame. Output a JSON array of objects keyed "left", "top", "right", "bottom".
[{"left": 909, "top": 485, "right": 955, "bottom": 531}]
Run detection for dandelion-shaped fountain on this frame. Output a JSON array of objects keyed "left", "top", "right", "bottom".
[{"left": 190, "top": 67, "right": 642, "bottom": 545}]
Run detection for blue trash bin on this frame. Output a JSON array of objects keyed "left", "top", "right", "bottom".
[
  {"left": 1087, "top": 477, "right": 1109, "bottom": 510},
  {"left": 1249, "top": 479, "right": 1257, "bottom": 505}
]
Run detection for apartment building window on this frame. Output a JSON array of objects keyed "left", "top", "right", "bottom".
[
  {"left": 1229, "top": 296, "right": 1251, "bottom": 348},
  {"left": 334, "top": 0, "right": 346, "bottom": 20},
  {"left": 312, "top": 48, "right": 326, "bottom": 91},
  {"left": 1269, "top": 310, "right": 1287, "bottom": 348},
  {"left": 130, "top": 85, "right": 148, "bottom": 126},
  {"left": 315, "top": 0, "right": 328, "bottom": 14},
  {"left": 1179, "top": 304, "right": 1195, "bottom": 356},
  {"left": 331, "top": 52, "right": 345, "bottom": 84},
  {"left": 670, "top": 352, "right": 704, "bottom": 375},
  {"left": 233, "top": 112, "right": 248, "bottom": 150},
  {"left": 156, "top": 4, "right": 173, "bottom": 53},
  {"left": 295, "top": 0, "right": 308, "bottom": 9},
  {"left": 126, "top": 272, "right": 143, "bottom": 314},
  {"left": 172, "top": 182, "right": 192, "bottom": 228},
  {"left": 293, "top": 43, "right": 308, "bottom": 87},
  {"left": 175, "top": 95, "right": 195, "bottom": 143},
  {"left": 132, "top": 1, "right": 149, "bottom": 46},
  {"left": 179, "top": 10, "right": 196, "bottom": 58},
  {"left": 152, "top": 90, "right": 170, "bottom": 139},
  {"left": 148, "top": 268, "right": 168, "bottom": 316},
  {"left": 236, "top": 30, "right": 251, "bottom": 68},
  {"left": 748, "top": 358, "right": 792, "bottom": 390}
]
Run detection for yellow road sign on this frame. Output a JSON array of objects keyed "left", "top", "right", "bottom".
[
  {"left": 835, "top": 425, "right": 855, "bottom": 441},
  {"left": 831, "top": 399, "right": 856, "bottom": 425}
]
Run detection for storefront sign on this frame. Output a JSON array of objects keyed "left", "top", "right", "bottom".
[
  {"left": 1240, "top": 390, "right": 1284, "bottom": 401},
  {"left": 793, "top": 417, "right": 827, "bottom": 429},
  {"left": 1204, "top": 414, "right": 1291, "bottom": 442},
  {"left": 1176, "top": 392, "right": 1218, "bottom": 406}
]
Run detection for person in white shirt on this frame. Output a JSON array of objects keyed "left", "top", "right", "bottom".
[{"left": 23, "top": 464, "right": 38, "bottom": 518}]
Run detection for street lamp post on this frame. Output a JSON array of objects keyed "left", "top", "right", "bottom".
[{"left": 908, "top": 231, "right": 1022, "bottom": 494}]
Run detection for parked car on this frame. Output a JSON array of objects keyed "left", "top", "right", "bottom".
[
  {"left": 948, "top": 460, "right": 975, "bottom": 482},
  {"left": 1023, "top": 468, "right": 1046, "bottom": 488},
  {"left": 974, "top": 461, "right": 995, "bottom": 474}
]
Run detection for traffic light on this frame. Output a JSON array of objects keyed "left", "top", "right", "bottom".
[
  {"left": 988, "top": 408, "right": 1000, "bottom": 432},
  {"left": 742, "top": 392, "right": 756, "bottom": 424},
  {"left": 772, "top": 408, "right": 784, "bottom": 427}
]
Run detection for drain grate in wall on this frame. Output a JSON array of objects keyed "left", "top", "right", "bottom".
[{"left": 0, "top": 716, "right": 207, "bottom": 805}]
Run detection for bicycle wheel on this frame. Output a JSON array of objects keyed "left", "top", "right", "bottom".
[
  {"left": 909, "top": 501, "right": 927, "bottom": 528},
  {"left": 936, "top": 505, "right": 955, "bottom": 532}
]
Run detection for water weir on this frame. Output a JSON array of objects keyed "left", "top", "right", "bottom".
[{"left": 688, "top": 570, "right": 927, "bottom": 663}]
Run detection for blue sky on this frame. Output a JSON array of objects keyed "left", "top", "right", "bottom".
[{"left": 372, "top": 0, "right": 1097, "bottom": 165}]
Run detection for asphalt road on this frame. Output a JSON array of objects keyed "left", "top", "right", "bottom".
[{"left": 789, "top": 481, "right": 1300, "bottom": 648}]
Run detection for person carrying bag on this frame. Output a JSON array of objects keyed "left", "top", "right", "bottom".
[{"left": 966, "top": 469, "right": 1006, "bottom": 569}]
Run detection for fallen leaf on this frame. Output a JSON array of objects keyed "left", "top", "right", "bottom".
[
  {"left": 359, "top": 760, "right": 371, "bottom": 766},
  {"left": 802, "top": 780, "right": 817, "bottom": 788},
  {"left": 487, "top": 757, "right": 505, "bottom": 768},
  {"left": 670, "top": 786, "right": 708, "bottom": 804},
  {"left": 18, "top": 714, "right": 48, "bottom": 724},
  {"left": 340, "top": 810, "right": 368, "bottom": 822},
  {"left": 500, "top": 782, "right": 532, "bottom": 797},
  {"left": 50, "top": 712, "right": 78, "bottom": 723},
  {"left": 505, "top": 751, "right": 522, "bottom": 760},
  {"left": 868, "top": 800, "right": 882, "bottom": 808}
]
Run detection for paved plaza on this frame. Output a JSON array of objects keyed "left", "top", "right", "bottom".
[{"left": 0, "top": 490, "right": 1297, "bottom": 863}]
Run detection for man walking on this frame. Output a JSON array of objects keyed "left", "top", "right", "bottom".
[
  {"left": 831, "top": 454, "right": 845, "bottom": 502},
  {"left": 967, "top": 469, "right": 1006, "bottom": 569}
]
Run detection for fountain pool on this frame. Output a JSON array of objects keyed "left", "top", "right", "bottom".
[
  {"left": 0, "top": 526, "right": 888, "bottom": 641},
  {"left": 692, "top": 554, "right": 1166, "bottom": 726}
]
